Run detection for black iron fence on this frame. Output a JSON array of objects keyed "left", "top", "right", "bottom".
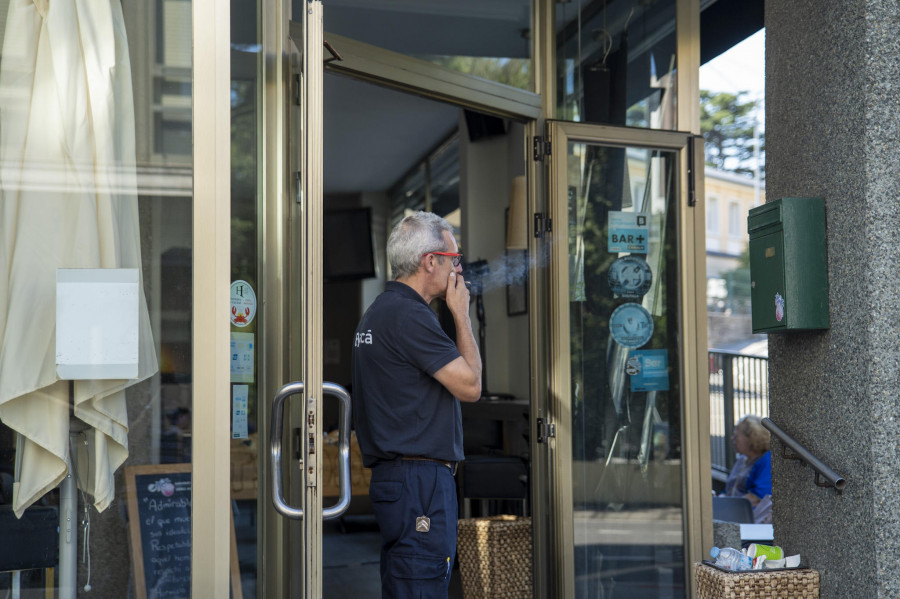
[{"left": 709, "top": 350, "right": 769, "bottom": 473}]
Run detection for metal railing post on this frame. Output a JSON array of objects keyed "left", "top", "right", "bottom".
[{"left": 722, "top": 356, "right": 735, "bottom": 468}]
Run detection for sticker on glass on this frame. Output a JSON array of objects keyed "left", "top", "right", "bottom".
[
  {"left": 775, "top": 292, "right": 785, "bottom": 322},
  {"left": 232, "top": 384, "right": 249, "bottom": 439},
  {"left": 231, "top": 280, "right": 257, "bottom": 327},
  {"left": 231, "top": 332, "right": 254, "bottom": 383},
  {"left": 608, "top": 211, "right": 649, "bottom": 254},
  {"left": 609, "top": 303, "right": 654, "bottom": 348},
  {"left": 628, "top": 349, "right": 670, "bottom": 392},
  {"left": 625, "top": 355, "right": 642, "bottom": 375},
  {"left": 608, "top": 256, "right": 652, "bottom": 299}
]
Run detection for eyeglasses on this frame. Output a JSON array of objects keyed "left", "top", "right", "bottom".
[{"left": 423, "top": 252, "right": 463, "bottom": 267}]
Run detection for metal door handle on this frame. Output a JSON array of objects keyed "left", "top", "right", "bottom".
[
  {"left": 322, "top": 382, "right": 352, "bottom": 520},
  {"left": 270, "top": 381, "right": 353, "bottom": 520},
  {"left": 271, "top": 381, "right": 306, "bottom": 519}
]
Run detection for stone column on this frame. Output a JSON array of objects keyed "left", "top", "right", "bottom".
[{"left": 766, "top": 1, "right": 900, "bottom": 597}]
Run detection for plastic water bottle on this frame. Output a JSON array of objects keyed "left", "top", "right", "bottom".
[{"left": 710, "top": 546, "right": 752, "bottom": 571}]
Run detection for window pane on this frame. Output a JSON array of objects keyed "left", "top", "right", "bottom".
[
  {"left": 556, "top": 0, "right": 677, "bottom": 128},
  {"left": 0, "top": 0, "right": 193, "bottom": 595},
  {"left": 230, "top": 1, "right": 262, "bottom": 595},
  {"left": 567, "top": 141, "right": 685, "bottom": 597},
  {"left": 707, "top": 198, "right": 719, "bottom": 232},
  {"left": 728, "top": 201, "right": 740, "bottom": 236},
  {"left": 322, "top": 0, "right": 534, "bottom": 91}
]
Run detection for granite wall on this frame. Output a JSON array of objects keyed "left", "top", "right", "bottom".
[{"left": 766, "top": 1, "right": 900, "bottom": 597}]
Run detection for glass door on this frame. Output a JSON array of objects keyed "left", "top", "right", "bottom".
[
  {"left": 260, "top": 4, "right": 352, "bottom": 598},
  {"left": 546, "top": 122, "right": 707, "bottom": 598}
]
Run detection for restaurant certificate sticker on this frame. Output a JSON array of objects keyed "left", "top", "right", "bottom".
[
  {"left": 230, "top": 280, "right": 257, "bottom": 327},
  {"left": 627, "top": 349, "right": 670, "bottom": 392},
  {"left": 608, "top": 211, "right": 649, "bottom": 254},
  {"left": 231, "top": 332, "right": 254, "bottom": 383},
  {"left": 608, "top": 255, "right": 652, "bottom": 299},
  {"left": 609, "top": 303, "right": 654, "bottom": 348}
]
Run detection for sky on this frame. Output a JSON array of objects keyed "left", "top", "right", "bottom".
[{"left": 699, "top": 29, "right": 765, "bottom": 103}]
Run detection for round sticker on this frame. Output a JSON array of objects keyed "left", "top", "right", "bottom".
[
  {"left": 230, "top": 280, "right": 257, "bottom": 327},
  {"left": 608, "top": 256, "right": 652, "bottom": 299},
  {"left": 609, "top": 303, "right": 654, "bottom": 348}
]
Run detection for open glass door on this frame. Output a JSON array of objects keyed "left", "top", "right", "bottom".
[
  {"left": 546, "top": 122, "right": 706, "bottom": 598},
  {"left": 255, "top": 3, "right": 352, "bottom": 597}
]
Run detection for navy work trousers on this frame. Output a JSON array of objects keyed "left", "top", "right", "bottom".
[{"left": 369, "top": 460, "right": 458, "bottom": 599}]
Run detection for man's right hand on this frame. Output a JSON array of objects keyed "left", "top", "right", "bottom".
[
  {"left": 435, "top": 270, "right": 482, "bottom": 402},
  {"left": 445, "top": 272, "right": 470, "bottom": 320}
]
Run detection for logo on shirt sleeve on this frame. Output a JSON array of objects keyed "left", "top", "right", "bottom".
[{"left": 354, "top": 330, "right": 373, "bottom": 347}]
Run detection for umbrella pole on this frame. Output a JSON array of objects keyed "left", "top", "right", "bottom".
[
  {"left": 58, "top": 464, "right": 77, "bottom": 599},
  {"left": 58, "top": 385, "right": 81, "bottom": 599}
]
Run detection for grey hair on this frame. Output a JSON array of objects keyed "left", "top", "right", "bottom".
[
  {"left": 387, "top": 211, "right": 454, "bottom": 280},
  {"left": 737, "top": 415, "right": 771, "bottom": 455}
]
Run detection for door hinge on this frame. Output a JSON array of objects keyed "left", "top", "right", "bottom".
[
  {"left": 534, "top": 213, "right": 552, "bottom": 239},
  {"left": 533, "top": 136, "right": 551, "bottom": 161},
  {"left": 536, "top": 418, "right": 556, "bottom": 443},
  {"left": 293, "top": 73, "right": 301, "bottom": 106}
]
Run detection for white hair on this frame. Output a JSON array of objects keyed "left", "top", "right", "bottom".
[{"left": 387, "top": 211, "right": 454, "bottom": 279}]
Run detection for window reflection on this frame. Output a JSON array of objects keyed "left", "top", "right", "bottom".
[
  {"left": 0, "top": 0, "right": 194, "bottom": 594},
  {"left": 323, "top": 0, "right": 534, "bottom": 91},
  {"left": 556, "top": 0, "right": 677, "bottom": 128}
]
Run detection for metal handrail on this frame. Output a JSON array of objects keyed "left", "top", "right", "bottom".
[{"left": 762, "top": 418, "right": 847, "bottom": 494}]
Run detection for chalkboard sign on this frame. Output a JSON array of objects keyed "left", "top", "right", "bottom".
[{"left": 125, "top": 464, "right": 242, "bottom": 599}]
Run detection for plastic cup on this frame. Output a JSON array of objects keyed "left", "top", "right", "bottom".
[{"left": 748, "top": 543, "right": 784, "bottom": 560}]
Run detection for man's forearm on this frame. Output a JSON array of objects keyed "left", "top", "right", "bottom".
[{"left": 454, "top": 312, "right": 482, "bottom": 388}]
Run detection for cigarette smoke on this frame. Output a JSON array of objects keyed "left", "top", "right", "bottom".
[{"left": 462, "top": 246, "right": 548, "bottom": 295}]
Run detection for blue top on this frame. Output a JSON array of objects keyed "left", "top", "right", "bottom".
[
  {"left": 351, "top": 281, "right": 464, "bottom": 467},
  {"left": 725, "top": 451, "right": 772, "bottom": 499}
]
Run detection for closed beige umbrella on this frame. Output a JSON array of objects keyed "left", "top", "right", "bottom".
[{"left": 0, "top": 0, "right": 157, "bottom": 518}]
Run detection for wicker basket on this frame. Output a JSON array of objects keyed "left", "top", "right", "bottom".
[
  {"left": 457, "top": 515, "right": 532, "bottom": 599},
  {"left": 695, "top": 562, "right": 819, "bottom": 599}
]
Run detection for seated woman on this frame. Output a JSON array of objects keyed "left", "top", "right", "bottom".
[{"left": 723, "top": 415, "right": 771, "bottom": 522}]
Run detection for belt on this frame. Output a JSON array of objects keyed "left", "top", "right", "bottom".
[{"left": 400, "top": 456, "right": 458, "bottom": 475}]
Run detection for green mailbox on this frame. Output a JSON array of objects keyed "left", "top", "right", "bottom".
[{"left": 748, "top": 197, "right": 829, "bottom": 333}]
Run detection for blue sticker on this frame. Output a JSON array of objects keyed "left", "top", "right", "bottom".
[
  {"left": 608, "top": 255, "right": 652, "bottom": 299},
  {"left": 608, "top": 211, "right": 649, "bottom": 254},
  {"left": 627, "top": 350, "right": 670, "bottom": 392},
  {"left": 609, "top": 303, "right": 654, "bottom": 348}
]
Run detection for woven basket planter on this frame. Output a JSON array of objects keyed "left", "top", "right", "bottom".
[
  {"left": 695, "top": 562, "right": 819, "bottom": 599},
  {"left": 457, "top": 515, "right": 532, "bottom": 599}
]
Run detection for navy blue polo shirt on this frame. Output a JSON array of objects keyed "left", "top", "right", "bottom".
[{"left": 351, "top": 281, "right": 464, "bottom": 467}]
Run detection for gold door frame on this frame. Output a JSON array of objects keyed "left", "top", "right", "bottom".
[
  {"left": 191, "top": 0, "right": 233, "bottom": 595},
  {"left": 545, "top": 122, "right": 710, "bottom": 598},
  {"left": 187, "top": 0, "right": 706, "bottom": 595}
]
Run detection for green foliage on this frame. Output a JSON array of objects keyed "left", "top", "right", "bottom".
[
  {"left": 700, "top": 90, "right": 764, "bottom": 178},
  {"left": 424, "top": 56, "right": 532, "bottom": 90}
]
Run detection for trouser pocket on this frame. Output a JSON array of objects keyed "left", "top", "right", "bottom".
[
  {"left": 385, "top": 553, "right": 451, "bottom": 599},
  {"left": 390, "top": 553, "right": 450, "bottom": 582}
]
